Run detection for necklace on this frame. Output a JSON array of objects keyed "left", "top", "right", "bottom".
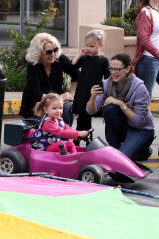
[
  {"left": 45, "top": 66, "right": 51, "bottom": 76},
  {"left": 149, "top": 4, "right": 159, "bottom": 13}
]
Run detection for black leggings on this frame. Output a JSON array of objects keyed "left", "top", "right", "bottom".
[{"left": 76, "top": 112, "right": 92, "bottom": 140}]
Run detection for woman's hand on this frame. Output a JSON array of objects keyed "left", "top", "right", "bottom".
[
  {"left": 87, "top": 85, "right": 103, "bottom": 111},
  {"left": 104, "top": 96, "right": 134, "bottom": 120},
  {"left": 61, "top": 92, "right": 74, "bottom": 103},
  {"left": 104, "top": 96, "right": 123, "bottom": 106},
  {"left": 78, "top": 130, "right": 88, "bottom": 138},
  {"left": 90, "top": 85, "right": 103, "bottom": 97}
]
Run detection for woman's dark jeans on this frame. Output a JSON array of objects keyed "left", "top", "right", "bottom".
[{"left": 103, "top": 104, "right": 154, "bottom": 159}]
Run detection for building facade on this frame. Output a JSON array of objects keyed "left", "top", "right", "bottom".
[{"left": 0, "top": 0, "right": 137, "bottom": 47}]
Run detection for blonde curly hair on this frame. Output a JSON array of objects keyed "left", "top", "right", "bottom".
[{"left": 25, "top": 32, "right": 62, "bottom": 65}]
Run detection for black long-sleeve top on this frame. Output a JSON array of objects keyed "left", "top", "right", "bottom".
[
  {"left": 19, "top": 54, "right": 80, "bottom": 117},
  {"left": 72, "top": 55, "right": 110, "bottom": 114}
]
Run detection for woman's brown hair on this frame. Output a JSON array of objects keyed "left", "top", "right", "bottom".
[
  {"left": 136, "top": 0, "right": 149, "bottom": 14},
  {"left": 111, "top": 53, "right": 132, "bottom": 75}
]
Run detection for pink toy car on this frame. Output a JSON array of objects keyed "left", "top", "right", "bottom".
[{"left": 1, "top": 123, "right": 152, "bottom": 184}]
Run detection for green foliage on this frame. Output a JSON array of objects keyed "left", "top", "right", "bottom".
[
  {"left": 102, "top": 17, "right": 124, "bottom": 27},
  {"left": 102, "top": 8, "right": 137, "bottom": 36},
  {"left": 5, "top": 66, "right": 26, "bottom": 91},
  {"left": 124, "top": 8, "right": 137, "bottom": 23},
  {"left": 0, "top": 0, "right": 58, "bottom": 91},
  {"left": 62, "top": 73, "right": 71, "bottom": 91}
]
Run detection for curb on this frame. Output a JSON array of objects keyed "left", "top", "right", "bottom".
[
  {"left": 149, "top": 98, "right": 159, "bottom": 113},
  {"left": 3, "top": 98, "right": 159, "bottom": 117},
  {"left": 3, "top": 99, "right": 21, "bottom": 116}
]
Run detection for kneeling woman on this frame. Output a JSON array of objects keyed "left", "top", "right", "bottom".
[{"left": 86, "top": 53, "right": 154, "bottom": 161}]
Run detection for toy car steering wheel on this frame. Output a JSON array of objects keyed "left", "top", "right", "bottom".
[{"left": 78, "top": 128, "right": 94, "bottom": 145}]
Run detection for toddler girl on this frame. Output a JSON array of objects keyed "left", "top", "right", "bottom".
[{"left": 32, "top": 93, "right": 88, "bottom": 153}]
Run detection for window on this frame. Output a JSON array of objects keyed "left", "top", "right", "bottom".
[
  {"left": 106, "top": 0, "right": 137, "bottom": 18},
  {"left": 0, "top": 0, "right": 68, "bottom": 46}
]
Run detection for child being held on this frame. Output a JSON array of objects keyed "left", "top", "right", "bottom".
[{"left": 32, "top": 93, "right": 88, "bottom": 153}]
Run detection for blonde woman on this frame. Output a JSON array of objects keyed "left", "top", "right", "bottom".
[{"left": 19, "top": 32, "right": 80, "bottom": 126}]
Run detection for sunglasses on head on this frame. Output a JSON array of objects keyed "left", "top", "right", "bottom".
[{"left": 45, "top": 47, "right": 59, "bottom": 55}]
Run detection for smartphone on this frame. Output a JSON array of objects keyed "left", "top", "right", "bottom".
[{"left": 95, "top": 81, "right": 103, "bottom": 91}]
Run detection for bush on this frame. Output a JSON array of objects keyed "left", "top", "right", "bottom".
[
  {"left": 124, "top": 8, "right": 137, "bottom": 24},
  {"left": 101, "top": 8, "right": 137, "bottom": 36},
  {"left": 5, "top": 66, "right": 26, "bottom": 91}
]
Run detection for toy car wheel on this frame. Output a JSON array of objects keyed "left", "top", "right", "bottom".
[
  {"left": 0, "top": 149, "right": 26, "bottom": 174},
  {"left": 78, "top": 165, "right": 105, "bottom": 184}
]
